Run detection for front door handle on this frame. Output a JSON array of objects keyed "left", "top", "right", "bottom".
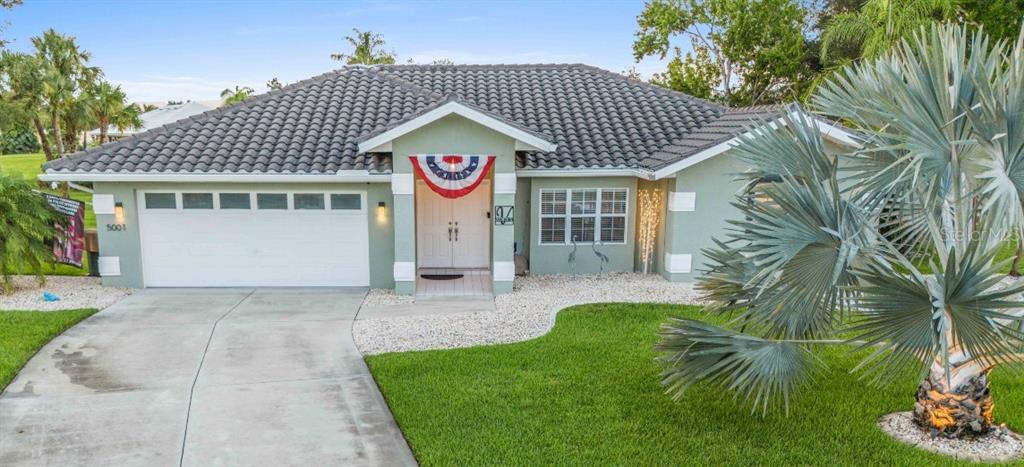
[
  {"left": 454, "top": 222, "right": 459, "bottom": 241},
  {"left": 448, "top": 221, "right": 453, "bottom": 241}
]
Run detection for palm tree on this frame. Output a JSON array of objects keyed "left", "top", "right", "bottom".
[
  {"left": 220, "top": 86, "right": 254, "bottom": 105},
  {"left": 819, "top": 0, "right": 960, "bottom": 65},
  {"left": 111, "top": 103, "right": 142, "bottom": 137},
  {"left": 40, "top": 69, "right": 72, "bottom": 155},
  {"left": 31, "top": 29, "right": 99, "bottom": 157},
  {"left": 86, "top": 81, "right": 131, "bottom": 144},
  {"left": 31, "top": 29, "right": 98, "bottom": 84},
  {"left": 0, "top": 175, "right": 64, "bottom": 294},
  {"left": 330, "top": 28, "right": 396, "bottom": 65},
  {"left": 658, "top": 24, "right": 1024, "bottom": 439},
  {"left": 0, "top": 51, "right": 53, "bottom": 159}
]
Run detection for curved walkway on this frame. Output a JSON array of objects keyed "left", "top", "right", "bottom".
[
  {"left": 354, "top": 273, "right": 702, "bottom": 355},
  {"left": 0, "top": 288, "right": 416, "bottom": 467}
]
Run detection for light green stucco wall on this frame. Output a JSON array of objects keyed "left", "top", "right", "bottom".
[
  {"left": 528, "top": 177, "right": 638, "bottom": 275},
  {"left": 391, "top": 113, "right": 518, "bottom": 294},
  {"left": 91, "top": 181, "right": 394, "bottom": 289},
  {"left": 514, "top": 177, "right": 532, "bottom": 258},
  {"left": 661, "top": 153, "right": 746, "bottom": 282},
  {"left": 93, "top": 182, "right": 144, "bottom": 288},
  {"left": 660, "top": 139, "right": 854, "bottom": 282},
  {"left": 392, "top": 114, "right": 517, "bottom": 173}
]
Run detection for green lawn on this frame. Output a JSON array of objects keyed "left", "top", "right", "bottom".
[
  {"left": 0, "top": 309, "right": 96, "bottom": 390},
  {"left": 1, "top": 153, "right": 93, "bottom": 276},
  {"left": 367, "top": 303, "right": 1024, "bottom": 466}
]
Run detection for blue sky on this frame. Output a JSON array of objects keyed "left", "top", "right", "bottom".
[{"left": 3, "top": 0, "right": 668, "bottom": 102}]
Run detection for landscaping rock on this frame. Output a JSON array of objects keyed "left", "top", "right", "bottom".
[
  {"left": 0, "top": 276, "right": 131, "bottom": 311},
  {"left": 353, "top": 272, "right": 702, "bottom": 355},
  {"left": 362, "top": 288, "right": 416, "bottom": 308},
  {"left": 879, "top": 411, "right": 1024, "bottom": 462}
]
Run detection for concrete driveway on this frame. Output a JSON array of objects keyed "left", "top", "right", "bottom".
[{"left": 0, "top": 288, "right": 416, "bottom": 467}]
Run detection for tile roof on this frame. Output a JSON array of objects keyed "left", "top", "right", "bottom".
[
  {"left": 641, "top": 105, "right": 784, "bottom": 170},
  {"left": 44, "top": 64, "right": 781, "bottom": 176}
]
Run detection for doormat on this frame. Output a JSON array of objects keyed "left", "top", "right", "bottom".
[{"left": 420, "top": 274, "right": 464, "bottom": 280}]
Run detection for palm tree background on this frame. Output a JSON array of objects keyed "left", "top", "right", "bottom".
[
  {"left": 0, "top": 28, "right": 136, "bottom": 159},
  {"left": 1, "top": 51, "right": 54, "bottom": 159},
  {"left": 87, "top": 81, "right": 139, "bottom": 144},
  {"left": 330, "top": 28, "right": 396, "bottom": 65},
  {"left": 819, "top": 0, "right": 960, "bottom": 65},
  {"left": 220, "top": 85, "right": 255, "bottom": 105},
  {"left": 658, "top": 24, "right": 1024, "bottom": 439}
]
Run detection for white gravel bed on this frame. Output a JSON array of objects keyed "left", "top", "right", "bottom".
[
  {"left": 879, "top": 412, "right": 1024, "bottom": 462},
  {"left": 0, "top": 276, "right": 132, "bottom": 311},
  {"left": 353, "top": 272, "right": 702, "bottom": 355},
  {"left": 362, "top": 288, "right": 416, "bottom": 307}
]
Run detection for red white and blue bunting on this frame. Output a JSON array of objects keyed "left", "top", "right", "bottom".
[{"left": 410, "top": 154, "right": 496, "bottom": 199}]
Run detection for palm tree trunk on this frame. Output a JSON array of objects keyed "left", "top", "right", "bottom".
[
  {"left": 913, "top": 363, "right": 994, "bottom": 437},
  {"left": 50, "top": 110, "right": 65, "bottom": 155},
  {"left": 99, "top": 117, "right": 108, "bottom": 144},
  {"left": 33, "top": 117, "right": 54, "bottom": 161}
]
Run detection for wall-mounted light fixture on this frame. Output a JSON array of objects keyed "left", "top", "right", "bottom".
[
  {"left": 114, "top": 202, "right": 125, "bottom": 223},
  {"left": 376, "top": 201, "right": 388, "bottom": 225}
]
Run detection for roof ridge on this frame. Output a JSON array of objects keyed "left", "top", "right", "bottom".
[
  {"left": 570, "top": 63, "right": 728, "bottom": 113},
  {"left": 361, "top": 66, "right": 445, "bottom": 100},
  {"left": 369, "top": 63, "right": 584, "bottom": 70}
]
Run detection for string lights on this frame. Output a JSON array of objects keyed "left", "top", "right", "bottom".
[{"left": 637, "top": 186, "right": 663, "bottom": 274}]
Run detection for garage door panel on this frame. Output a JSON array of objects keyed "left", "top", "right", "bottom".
[{"left": 140, "top": 193, "right": 370, "bottom": 287}]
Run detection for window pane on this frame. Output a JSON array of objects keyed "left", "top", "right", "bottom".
[
  {"left": 257, "top": 193, "right": 287, "bottom": 210},
  {"left": 601, "top": 190, "right": 627, "bottom": 214},
  {"left": 219, "top": 193, "right": 251, "bottom": 209},
  {"left": 601, "top": 217, "right": 626, "bottom": 243},
  {"left": 540, "top": 217, "right": 565, "bottom": 244},
  {"left": 182, "top": 193, "right": 213, "bottom": 209},
  {"left": 294, "top": 193, "right": 325, "bottom": 210},
  {"left": 541, "top": 190, "right": 566, "bottom": 215},
  {"left": 571, "top": 190, "right": 597, "bottom": 215},
  {"left": 570, "top": 217, "right": 595, "bottom": 242},
  {"left": 144, "top": 193, "right": 176, "bottom": 209},
  {"left": 330, "top": 193, "right": 361, "bottom": 210}
]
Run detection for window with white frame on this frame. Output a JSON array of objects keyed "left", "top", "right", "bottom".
[{"left": 539, "top": 188, "right": 628, "bottom": 245}]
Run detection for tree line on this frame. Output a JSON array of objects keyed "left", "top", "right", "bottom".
[
  {"left": 633, "top": 0, "right": 1023, "bottom": 106},
  {"left": 0, "top": 27, "right": 142, "bottom": 160}
]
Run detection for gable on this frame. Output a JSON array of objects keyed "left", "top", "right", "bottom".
[
  {"left": 357, "top": 100, "right": 556, "bottom": 154},
  {"left": 390, "top": 113, "right": 518, "bottom": 174}
]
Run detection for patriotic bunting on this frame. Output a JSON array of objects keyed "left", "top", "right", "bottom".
[{"left": 410, "top": 154, "right": 496, "bottom": 199}]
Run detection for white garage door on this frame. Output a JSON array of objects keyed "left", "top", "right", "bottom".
[{"left": 139, "top": 190, "right": 370, "bottom": 287}]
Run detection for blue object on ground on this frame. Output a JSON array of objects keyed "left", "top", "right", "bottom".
[{"left": 43, "top": 291, "right": 60, "bottom": 302}]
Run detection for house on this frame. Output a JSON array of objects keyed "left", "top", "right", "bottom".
[
  {"left": 40, "top": 64, "right": 856, "bottom": 295},
  {"left": 87, "top": 101, "right": 215, "bottom": 142}
]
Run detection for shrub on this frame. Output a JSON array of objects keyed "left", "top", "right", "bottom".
[
  {"left": 0, "top": 127, "right": 41, "bottom": 154},
  {"left": 0, "top": 175, "right": 64, "bottom": 294}
]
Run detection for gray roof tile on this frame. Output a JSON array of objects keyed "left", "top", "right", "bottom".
[{"left": 44, "top": 64, "right": 779, "bottom": 175}]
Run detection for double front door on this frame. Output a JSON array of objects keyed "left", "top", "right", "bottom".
[{"left": 416, "top": 180, "right": 491, "bottom": 268}]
